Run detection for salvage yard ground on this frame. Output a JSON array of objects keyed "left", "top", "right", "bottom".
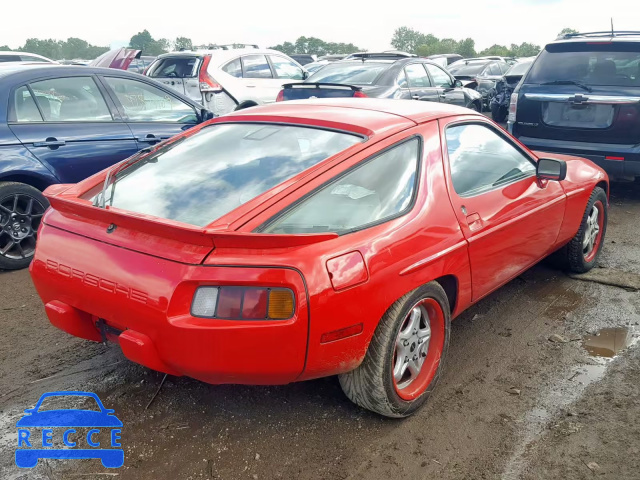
[{"left": 1, "top": 183, "right": 639, "bottom": 480}]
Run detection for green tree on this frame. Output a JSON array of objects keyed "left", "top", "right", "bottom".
[
  {"left": 0, "top": 45, "right": 12, "bottom": 51},
  {"left": 510, "top": 42, "right": 541, "bottom": 57},
  {"left": 174, "top": 36, "right": 193, "bottom": 51},
  {"left": 456, "top": 38, "right": 476, "bottom": 58},
  {"left": 478, "top": 44, "right": 511, "bottom": 57},
  {"left": 20, "top": 38, "right": 63, "bottom": 60},
  {"left": 269, "top": 37, "right": 361, "bottom": 56},
  {"left": 129, "top": 29, "right": 155, "bottom": 51},
  {"left": 558, "top": 27, "right": 578, "bottom": 37},
  {"left": 391, "top": 27, "right": 430, "bottom": 53}
]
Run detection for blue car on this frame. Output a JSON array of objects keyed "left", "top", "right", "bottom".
[
  {"left": 0, "top": 64, "right": 213, "bottom": 270},
  {"left": 16, "top": 391, "right": 123, "bottom": 468}
]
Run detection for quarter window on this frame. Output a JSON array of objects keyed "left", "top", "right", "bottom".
[
  {"left": 241, "top": 55, "right": 273, "bottom": 79},
  {"left": 13, "top": 86, "right": 43, "bottom": 122},
  {"left": 263, "top": 138, "right": 420, "bottom": 234},
  {"left": 103, "top": 77, "right": 197, "bottom": 124},
  {"left": 425, "top": 64, "right": 453, "bottom": 88},
  {"left": 28, "top": 77, "right": 112, "bottom": 122},
  {"left": 397, "top": 71, "right": 408, "bottom": 88},
  {"left": 405, "top": 64, "right": 432, "bottom": 88},
  {"left": 445, "top": 124, "right": 536, "bottom": 197},
  {"left": 270, "top": 56, "right": 304, "bottom": 80},
  {"left": 222, "top": 58, "right": 242, "bottom": 78}
]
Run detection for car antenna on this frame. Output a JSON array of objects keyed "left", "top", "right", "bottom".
[{"left": 611, "top": 18, "right": 614, "bottom": 36}]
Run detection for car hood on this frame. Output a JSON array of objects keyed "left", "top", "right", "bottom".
[
  {"left": 89, "top": 48, "right": 141, "bottom": 70},
  {"left": 17, "top": 409, "right": 123, "bottom": 427}
]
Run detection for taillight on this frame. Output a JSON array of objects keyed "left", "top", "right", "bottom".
[
  {"left": 275, "top": 89, "right": 284, "bottom": 102},
  {"left": 353, "top": 90, "right": 367, "bottom": 98},
  {"left": 199, "top": 55, "right": 222, "bottom": 93},
  {"left": 508, "top": 92, "right": 518, "bottom": 123},
  {"left": 191, "top": 286, "right": 294, "bottom": 320}
]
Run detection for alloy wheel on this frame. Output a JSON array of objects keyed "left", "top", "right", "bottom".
[{"left": 0, "top": 193, "right": 45, "bottom": 260}]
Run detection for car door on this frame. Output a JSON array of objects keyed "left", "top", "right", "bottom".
[
  {"left": 424, "top": 63, "right": 466, "bottom": 107},
  {"left": 240, "top": 54, "right": 280, "bottom": 103},
  {"left": 99, "top": 75, "right": 200, "bottom": 149},
  {"left": 440, "top": 119, "right": 566, "bottom": 301},
  {"left": 405, "top": 63, "right": 440, "bottom": 103},
  {"left": 8, "top": 76, "right": 138, "bottom": 183}
]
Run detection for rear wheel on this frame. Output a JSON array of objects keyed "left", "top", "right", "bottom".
[
  {"left": 0, "top": 182, "right": 48, "bottom": 270},
  {"left": 565, "top": 186, "right": 607, "bottom": 273},
  {"left": 339, "top": 282, "right": 450, "bottom": 418}
]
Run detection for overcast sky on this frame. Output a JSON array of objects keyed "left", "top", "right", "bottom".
[{"left": 3, "top": 0, "right": 639, "bottom": 52}]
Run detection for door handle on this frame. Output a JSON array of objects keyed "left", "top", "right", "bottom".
[
  {"left": 466, "top": 213, "right": 483, "bottom": 231},
  {"left": 34, "top": 138, "right": 66, "bottom": 148},
  {"left": 137, "top": 134, "right": 167, "bottom": 143},
  {"left": 411, "top": 95, "right": 420, "bottom": 100}
]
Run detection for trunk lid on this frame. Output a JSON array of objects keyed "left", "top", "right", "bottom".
[{"left": 281, "top": 82, "right": 367, "bottom": 100}]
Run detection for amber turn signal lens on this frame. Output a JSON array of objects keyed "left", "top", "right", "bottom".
[{"left": 268, "top": 289, "right": 294, "bottom": 319}]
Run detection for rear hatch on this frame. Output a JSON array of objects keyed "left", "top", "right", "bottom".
[
  {"left": 145, "top": 55, "right": 202, "bottom": 101},
  {"left": 515, "top": 41, "right": 640, "bottom": 144}
]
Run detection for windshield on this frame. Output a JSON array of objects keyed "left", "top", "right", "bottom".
[
  {"left": 307, "top": 62, "right": 390, "bottom": 85},
  {"left": 93, "top": 124, "right": 363, "bottom": 227},
  {"left": 526, "top": 43, "right": 640, "bottom": 86},
  {"left": 506, "top": 61, "right": 533, "bottom": 76},
  {"left": 448, "top": 63, "right": 488, "bottom": 75}
]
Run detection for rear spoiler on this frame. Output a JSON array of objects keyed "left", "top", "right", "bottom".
[
  {"left": 46, "top": 194, "right": 338, "bottom": 250},
  {"left": 282, "top": 82, "right": 364, "bottom": 92}
]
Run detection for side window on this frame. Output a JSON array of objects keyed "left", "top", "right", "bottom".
[
  {"left": 20, "top": 55, "right": 47, "bottom": 63},
  {"left": 103, "top": 77, "right": 197, "bottom": 124},
  {"left": 13, "top": 86, "right": 43, "bottom": 122},
  {"left": 489, "top": 64, "right": 501, "bottom": 75},
  {"left": 499, "top": 62, "right": 510, "bottom": 74},
  {"left": 445, "top": 124, "right": 536, "bottom": 197},
  {"left": 425, "top": 64, "right": 453, "bottom": 88},
  {"left": 263, "top": 138, "right": 420, "bottom": 234},
  {"left": 222, "top": 58, "right": 242, "bottom": 78},
  {"left": 397, "top": 71, "right": 408, "bottom": 88},
  {"left": 241, "top": 55, "right": 273, "bottom": 79},
  {"left": 269, "top": 56, "right": 304, "bottom": 80},
  {"left": 29, "top": 77, "right": 112, "bottom": 122},
  {"left": 405, "top": 64, "right": 432, "bottom": 88}
]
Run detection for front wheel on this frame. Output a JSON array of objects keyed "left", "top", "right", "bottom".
[
  {"left": 0, "top": 182, "right": 48, "bottom": 270},
  {"left": 565, "top": 186, "right": 608, "bottom": 273},
  {"left": 339, "top": 282, "right": 451, "bottom": 418}
]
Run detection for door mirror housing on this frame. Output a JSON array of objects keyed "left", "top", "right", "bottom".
[
  {"left": 200, "top": 109, "right": 215, "bottom": 122},
  {"left": 302, "top": 70, "right": 309, "bottom": 80},
  {"left": 454, "top": 79, "right": 463, "bottom": 88},
  {"left": 537, "top": 157, "right": 567, "bottom": 181}
]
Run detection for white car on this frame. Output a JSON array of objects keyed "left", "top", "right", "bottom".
[
  {"left": 0, "top": 51, "right": 57, "bottom": 64},
  {"left": 144, "top": 45, "right": 308, "bottom": 116}
]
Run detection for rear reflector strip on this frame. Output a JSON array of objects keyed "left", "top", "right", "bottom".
[
  {"left": 320, "top": 323, "right": 364, "bottom": 344},
  {"left": 605, "top": 156, "right": 624, "bottom": 161}
]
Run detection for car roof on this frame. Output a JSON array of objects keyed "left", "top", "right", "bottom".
[
  {"left": 0, "top": 63, "right": 173, "bottom": 81},
  {"left": 226, "top": 98, "right": 479, "bottom": 133},
  {"left": 551, "top": 32, "right": 640, "bottom": 45},
  {"left": 157, "top": 48, "right": 288, "bottom": 61}
]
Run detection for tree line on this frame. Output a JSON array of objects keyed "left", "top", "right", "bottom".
[{"left": 1, "top": 27, "right": 579, "bottom": 61}]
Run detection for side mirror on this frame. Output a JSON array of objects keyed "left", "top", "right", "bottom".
[
  {"left": 200, "top": 109, "right": 215, "bottom": 122},
  {"left": 454, "top": 79, "right": 463, "bottom": 88},
  {"left": 302, "top": 70, "right": 309, "bottom": 80},
  {"left": 537, "top": 158, "right": 567, "bottom": 181}
]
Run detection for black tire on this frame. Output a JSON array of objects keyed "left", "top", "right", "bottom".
[
  {"left": 0, "top": 182, "right": 49, "bottom": 271},
  {"left": 565, "top": 186, "right": 608, "bottom": 273},
  {"left": 234, "top": 102, "right": 257, "bottom": 111},
  {"left": 339, "top": 282, "right": 451, "bottom": 418},
  {"left": 491, "top": 103, "right": 507, "bottom": 122}
]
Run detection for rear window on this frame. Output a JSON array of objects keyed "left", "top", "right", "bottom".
[
  {"left": 147, "top": 56, "right": 201, "bottom": 78},
  {"left": 448, "top": 63, "right": 488, "bottom": 76},
  {"left": 95, "top": 124, "right": 363, "bottom": 226},
  {"left": 307, "top": 62, "right": 390, "bottom": 85},
  {"left": 526, "top": 42, "right": 640, "bottom": 86}
]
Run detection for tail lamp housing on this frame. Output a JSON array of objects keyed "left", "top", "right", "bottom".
[
  {"left": 191, "top": 286, "right": 295, "bottom": 320},
  {"left": 353, "top": 90, "right": 367, "bottom": 98},
  {"left": 508, "top": 92, "right": 518, "bottom": 123},
  {"left": 275, "top": 89, "right": 284, "bottom": 102},
  {"left": 199, "top": 55, "right": 223, "bottom": 93}
]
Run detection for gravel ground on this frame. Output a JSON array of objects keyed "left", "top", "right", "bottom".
[{"left": 0, "top": 182, "right": 639, "bottom": 480}]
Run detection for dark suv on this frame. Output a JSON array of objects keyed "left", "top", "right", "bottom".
[{"left": 509, "top": 31, "right": 640, "bottom": 180}]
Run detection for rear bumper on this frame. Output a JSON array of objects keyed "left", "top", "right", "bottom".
[
  {"left": 30, "top": 224, "right": 309, "bottom": 385},
  {"left": 513, "top": 133, "right": 640, "bottom": 178}
]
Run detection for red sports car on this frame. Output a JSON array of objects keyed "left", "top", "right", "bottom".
[{"left": 30, "top": 99, "right": 608, "bottom": 417}]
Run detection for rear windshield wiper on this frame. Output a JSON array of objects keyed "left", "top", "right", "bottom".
[{"left": 540, "top": 80, "right": 592, "bottom": 92}]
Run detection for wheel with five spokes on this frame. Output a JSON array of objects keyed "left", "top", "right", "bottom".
[
  {"left": 0, "top": 182, "right": 48, "bottom": 270},
  {"left": 566, "top": 186, "right": 607, "bottom": 273},
  {"left": 339, "top": 282, "right": 450, "bottom": 418}
]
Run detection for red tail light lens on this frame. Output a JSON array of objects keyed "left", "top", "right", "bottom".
[
  {"left": 275, "top": 89, "right": 284, "bottom": 102},
  {"left": 199, "top": 55, "right": 222, "bottom": 93},
  {"left": 353, "top": 90, "right": 367, "bottom": 98},
  {"left": 191, "top": 286, "right": 294, "bottom": 320}
]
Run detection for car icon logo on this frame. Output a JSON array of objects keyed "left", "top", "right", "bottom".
[{"left": 15, "top": 391, "right": 123, "bottom": 468}]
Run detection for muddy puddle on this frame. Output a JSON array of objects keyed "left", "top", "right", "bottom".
[{"left": 582, "top": 327, "right": 640, "bottom": 358}]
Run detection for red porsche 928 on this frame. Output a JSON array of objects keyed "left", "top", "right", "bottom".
[{"left": 30, "top": 99, "right": 608, "bottom": 417}]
